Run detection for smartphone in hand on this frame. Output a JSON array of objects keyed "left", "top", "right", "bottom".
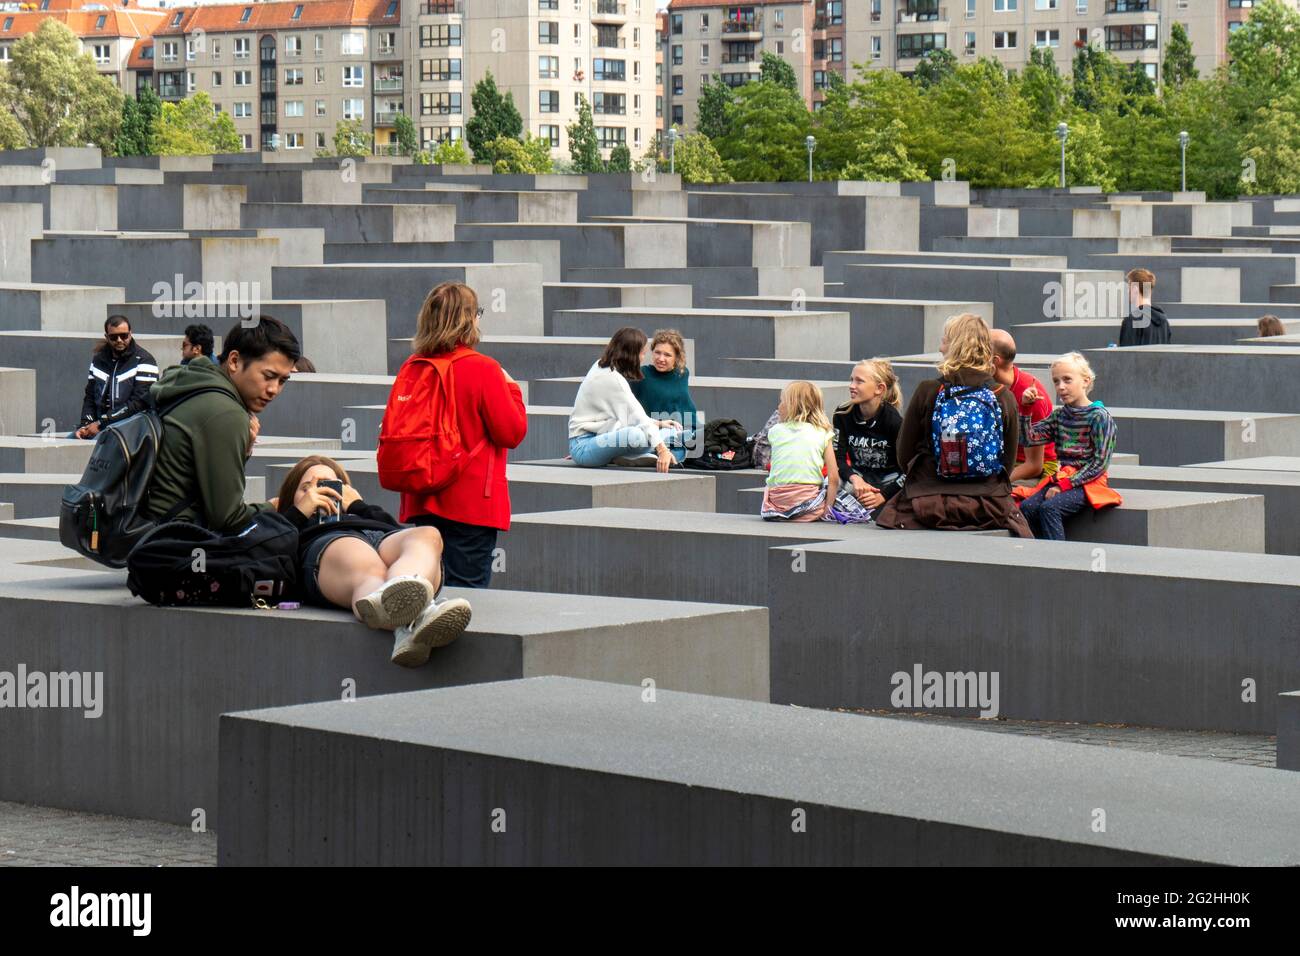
[{"left": 317, "top": 478, "right": 344, "bottom": 522}]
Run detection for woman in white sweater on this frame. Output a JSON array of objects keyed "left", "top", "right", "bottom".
[{"left": 569, "top": 327, "right": 678, "bottom": 472}]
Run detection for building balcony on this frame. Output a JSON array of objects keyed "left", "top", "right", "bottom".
[
  {"left": 1106, "top": 0, "right": 1153, "bottom": 12},
  {"left": 375, "top": 143, "right": 403, "bottom": 156},
  {"left": 375, "top": 76, "right": 403, "bottom": 92},
  {"left": 375, "top": 110, "right": 403, "bottom": 126},
  {"left": 592, "top": 1, "right": 627, "bottom": 24},
  {"left": 720, "top": 51, "right": 759, "bottom": 65},
  {"left": 595, "top": 36, "right": 627, "bottom": 50},
  {"left": 419, "top": 0, "right": 462, "bottom": 15},
  {"left": 898, "top": 6, "right": 948, "bottom": 25},
  {"left": 158, "top": 84, "right": 184, "bottom": 99},
  {"left": 813, "top": 16, "right": 843, "bottom": 31},
  {"left": 721, "top": 16, "right": 763, "bottom": 41}
]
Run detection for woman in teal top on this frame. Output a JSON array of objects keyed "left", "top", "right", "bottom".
[{"left": 630, "top": 329, "right": 698, "bottom": 456}]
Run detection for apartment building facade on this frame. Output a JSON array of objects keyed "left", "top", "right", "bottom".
[
  {"left": 408, "top": 0, "right": 659, "bottom": 159},
  {"left": 666, "top": 0, "right": 1297, "bottom": 132},
  {"left": 0, "top": 2, "right": 165, "bottom": 89}
]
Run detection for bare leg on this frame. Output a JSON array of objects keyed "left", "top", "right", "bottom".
[
  {"left": 377, "top": 526, "right": 444, "bottom": 594},
  {"left": 315, "top": 536, "right": 389, "bottom": 622}
]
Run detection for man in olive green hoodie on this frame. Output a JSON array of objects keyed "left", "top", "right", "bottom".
[{"left": 145, "top": 317, "right": 300, "bottom": 532}]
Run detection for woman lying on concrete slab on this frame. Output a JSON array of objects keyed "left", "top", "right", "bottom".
[{"left": 272, "top": 455, "right": 471, "bottom": 667}]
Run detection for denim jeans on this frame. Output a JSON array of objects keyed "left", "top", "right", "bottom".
[
  {"left": 570, "top": 426, "right": 665, "bottom": 467},
  {"left": 1019, "top": 484, "right": 1089, "bottom": 540}
]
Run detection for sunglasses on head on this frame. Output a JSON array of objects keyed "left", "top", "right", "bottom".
[
  {"left": 106, "top": 331, "right": 131, "bottom": 341},
  {"left": 475, "top": 307, "right": 484, "bottom": 318}
]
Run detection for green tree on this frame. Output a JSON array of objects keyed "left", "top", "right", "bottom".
[
  {"left": 696, "top": 76, "right": 734, "bottom": 139},
  {"left": 908, "top": 59, "right": 1055, "bottom": 187},
  {"left": 491, "top": 133, "right": 554, "bottom": 174},
  {"left": 1038, "top": 108, "right": 1116, "bottom": 192},
  {"left": 1163, "top": 22, "right": 1198, "bottom": 91},
  {"left": 567, "top": 94, "right": 602, "bottom": 172},
  {"left": 115, "top": 85, "right": 162, "bottom": 156},
  {"left": 1021, "top": 45, "right": 1068, "bottom": 128},
  {"left": 392, "top": 112, "right": 419, "bottom": 156},
  {"left": 0, "top": 19, "right": 122, "bottom": 149},
  {"left": 0, "top": 110, "right": 24, "bottom": 150},
  {"left": 1121, "top": 61, "right": 1156, "bottom": 100},
  {"left": 714, "top": 81, "right": 811, "bottom": 181},
  {"left": 671, "top": 131, "right": 731, "bottom": 183},
  {"left": 431, "top": 136, "right": 472, "bottom": 165},
  {"left": 759, "top": 51, "right": 798, "bottom": 91},
  {"left": 1225, "top": 0, "right": 1300, "bottom": 106},
  {"left": 912, "top": 48, "right": 957, "bottom": 89},
  {"left": 1072, "top": 43, "right": 1121, "bottom": 113},
  {"left": 839, "top": 118, "right": 929, "bottom": 182},
  {"left": 332, "top": 118, "right": 372, "bottom": 158},
  {"left": 1239, "top": 94, "right": 1300, "bottom": 195},
  {"left": 154, "top": 92, "right": 240, "bottom": 155},
  {"left": 464, "top": 71, "right": 523, "bottom": 165},
  {"left": 606, "top": 143, "right": 632, "bottom": 172}
]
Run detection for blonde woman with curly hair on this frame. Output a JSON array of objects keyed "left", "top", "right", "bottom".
[{"left": 875, "top": 313, "right": 1032, "bottom": 537}]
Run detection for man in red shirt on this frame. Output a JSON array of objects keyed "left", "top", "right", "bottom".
[{"left": 990, "top": 329, "right": 1058, "bottom": 483}]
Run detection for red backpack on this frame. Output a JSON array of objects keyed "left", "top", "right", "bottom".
[{"left": 377, "top": 351, "right": 489, "bottom": 496}]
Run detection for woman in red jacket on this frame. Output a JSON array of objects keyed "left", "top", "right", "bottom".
[{"left": 400, "top": 282, "right": 528, "bottom": 587}]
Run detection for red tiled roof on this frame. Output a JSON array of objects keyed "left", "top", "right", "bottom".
[
  {"left": 0, "top": 8, "right": 165, "bottom": 42},
  {"left": 151, "top": 0, "right": 399, "bottom": 37}
]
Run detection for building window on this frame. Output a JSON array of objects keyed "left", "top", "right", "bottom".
[
  {"left": 701, "top": 43, "right": 709, "bottom": 64},
  {"left": 421, "top": 92, "right": 462, "bottom": 115},
  {"left": 539, "top": 55, "right": 559, "bottom": 78},
  {"left": 162, "top": 41, "right": 178, "bottom": 62},
  {"left": 421, "top": 24, "right": 461, "bottom": 47},
  {"left": 829, "top": 38, "right": 842, "bottom": 62},
  {"left": 594, "top": 92, "right": 626, "bottom": 115},
  {"left": 315, "top": 99, "right": 326, "bottom": 116},
  {"left": 871, "top": 35, "right": 882, "bottom": 59},
  {"left": 421, "top": 126, "right": 462, "bottom": 146},
  {"left": 93, "top": 44, "right": 110, "bottom": 65},
  {"left": 596, "top": 126, "right": 626, "bottom": 149},
  {"left": 672, "top": 74, "right": 682, "bottom": 95},
  {"left": 292, "top": 4, "right": 303, "bottom": 19},
  {"left": 898, "top": 33, "right": 947, "bottom": 58},
  {"left": 671, "top": 13, "right": 682, "bottom": 34},
  {"left": 421, "top": 58, "right": 462, "bottom": 81},
  {"left": 234, "top": 70, "right": 252, "bottom": 86},
  {"left": 285, "top": 67, "right": 303, "bottom": 84},
  {"left": 994, "top": 0, "right": 1017, "bottom": 9},
  {"left": 1106, "top": 24, "right": 1158, "bottom": 51},
  {"left": 342, "top": 98, "right": 364, "bottom": 120},
  {"left": 342, "top": 65, "right": 364, "bottom": 87},
  {"left": 315, "top": 67, "right": 324, "bottom": 83},
  {"left": 539, "top": 90, "right": 559, "bottom": 113},
  {"left": 672, "top": 44, "right": 682, "bottom": 66},
  {"left": 235, "top": 37, "right": 250, "bottom": 59},
  {"left": 964, "top": 31, "right": 976, "bottom": 55},
  {"left": 316, "top": 132, "right": 326, "bottom": 149},
  {"left": 241, "top": 134, "right": 253, "bottom": 150},
  {"left": 1035, "top": 0, "right": 1059, "bottom": 8},
  {"left": 966, "top": 0, "right": 977, "bottom": 16},
  {"left": 593, "top": 58, "right": 625, "bottom": 81},
  {"left": 993, "top": 31, "right": 1018, "bottom": 49},
  {"left": 540, "top": 21, "right": 559, "bottom": 44},
  {"left": 1035, "top": 29, "right": 1060, "bottom": 48},
  {"left": 212, "top": 70, "right": 223, "bottom": 86},
  {"left": 186, "top": 71, "right": 196, "bottom": 92},
  {"left": 285, "top": 36, "right": 301, "bottom": 57},
  {"left": 340, "top": 32, "right": 364, "bottom": 55},
  {"left": 240, "top": 6, "right": 252, "bottom": 22},
  {"left": 285, "top": 100, "right": 304, "bottom": 117},
  {"left": 540, "top": 124, "right": 560, "bottom": 147},
  {"left": 672, "top": 105, "right": 683, "bottom": 124},
  {"left": 315, "top": 35, "right": 323, "bottom": 55},
  {"left": 234, "top": 101, "right": 252, "bottom": 117},
  {"left": 285, "top": 132, "right": 302, "bottom": 149}
]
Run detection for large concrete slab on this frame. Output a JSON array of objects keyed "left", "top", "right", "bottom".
[
  {"left": 217, "top": 676, "right": 1300, "bottom": 865},
  {"left": 0, "top": 574, "right": 767, "bottom": 826},
  {"left": 767, "top": 535, "right": 1300, "bottom": 733}
]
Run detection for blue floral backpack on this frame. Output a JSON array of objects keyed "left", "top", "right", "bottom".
[{"left": 930, "top": 383, "right": 1004, "bottom": 480}]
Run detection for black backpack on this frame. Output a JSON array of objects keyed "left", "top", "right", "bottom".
[
  {"left": 126, "top": 511, "right": 299, "bottom": 607},
  {"left": 684, "top": 418, "right": 753, "bottom": 471},
  {"left": 59, "top": 387, "right": 237, "bottom": 568}
]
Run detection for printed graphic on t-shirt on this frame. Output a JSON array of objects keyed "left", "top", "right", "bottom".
[{"left": 846, "top": 433, "right": 893, "bottom": 471}]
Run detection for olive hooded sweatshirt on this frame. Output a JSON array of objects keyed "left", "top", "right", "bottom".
[{"left": 143, "top": 358, "right": 268, "bottom": 532}]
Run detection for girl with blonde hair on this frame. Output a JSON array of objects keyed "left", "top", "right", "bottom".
[
  {"left": 828, "top": 358, "right": 905, "bottom": 523},
  {"left": 1015, "top": 351, "right": 1122, "bottom": 540},
  {"left": 759, "top": 381, "right": 838, "bottom": 521},
  {"left": 875, "top": 313, "right": 1032, "bottom": 537}
]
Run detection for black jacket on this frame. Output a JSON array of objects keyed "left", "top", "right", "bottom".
[
  {"left": 80, "top": 341, "right": 160, "bottom": 427},
  {"left": 832, "top": 401, "right": 905, "bottom": 500},
  {"left": 286, "top": 499, "right": 401, "bottom": 557},
  {"left": 1118, "top": 304, "right": 1172, "bottom": 347}
]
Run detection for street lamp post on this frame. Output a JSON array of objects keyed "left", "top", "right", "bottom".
[
  {"left": 806, "top": 134, "right": 816, "bottom": 183},
  {"left": 1056, "top": 122, "right": 1069, "bottom": 189},
  {"left": 1179, "top": 130, "right": 1189, "bottom": 192},
  {"left": 667, "top": 128, "right": 678, "bottom": 176}
]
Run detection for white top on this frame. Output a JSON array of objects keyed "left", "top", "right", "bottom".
[{"left": 568, "top": 362, "right": 662, "bottom": 445}]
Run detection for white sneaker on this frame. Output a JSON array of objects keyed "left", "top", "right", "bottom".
[
  {"left": 390, "top": 598, "right": 473, "bottom": 667},
  {"left": 355, "top": 575, "right": 436, "bottom": 631}
]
